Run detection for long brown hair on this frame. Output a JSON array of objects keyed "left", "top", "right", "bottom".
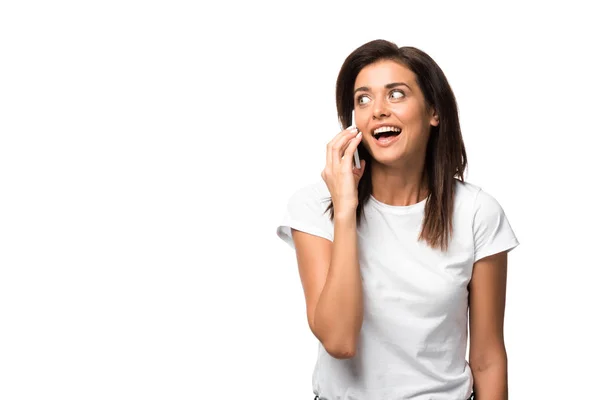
[{"left": 325, "top": 39, "right": 467, "bottom": 252}]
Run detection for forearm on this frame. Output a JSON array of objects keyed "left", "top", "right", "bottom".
[
  {"left": 314, "top": 213, "right": 363, "bottom": 356},
  {"left": 471, "top": 355, "right": 508, "bottom": 400}
]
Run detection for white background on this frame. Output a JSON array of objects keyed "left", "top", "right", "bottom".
[{"left": 1, "top": 1, "right": 598, "bottom": 399}]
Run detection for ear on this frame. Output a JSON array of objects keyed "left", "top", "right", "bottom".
[{"left": 430, "top": 110, "right": 439, "bottom": 127}]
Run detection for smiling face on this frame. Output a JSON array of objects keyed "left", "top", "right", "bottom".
[{"left": 353, "top": 59, "right": 439, "bottom": 166}]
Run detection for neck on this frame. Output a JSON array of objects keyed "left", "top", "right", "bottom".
[{"left": 370, "top": 160, "right": 429, "bottom": 206}]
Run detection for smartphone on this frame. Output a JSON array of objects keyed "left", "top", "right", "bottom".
[{"left": 350, "top": 110, "right": 361, "bottom": 169}]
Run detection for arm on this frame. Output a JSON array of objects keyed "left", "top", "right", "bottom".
[
  {"left": 291, "top": 213, "right": 363, "bottom": 359},
  {"left": 468, "top": 251, "right": 509, "bottom": 400}
]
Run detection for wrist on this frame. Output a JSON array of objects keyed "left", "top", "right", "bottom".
[{"left": 334, "top": 210, "right": 357, "bottom": 223}]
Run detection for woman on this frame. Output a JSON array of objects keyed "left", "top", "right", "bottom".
[{"left": 276, "top": 39, "right": 519, "bottom": 400}]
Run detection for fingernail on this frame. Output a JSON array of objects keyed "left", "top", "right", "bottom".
[{"left": 349, "top": 126, "right": 358, "bottom": 132}]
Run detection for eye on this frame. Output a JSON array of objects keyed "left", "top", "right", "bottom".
[
  {"left": 357, "top": 95, "right": 370, "bottom": 105},
  {"left": 390, "top": 89, "right": 405, "bottom": 100},
  {"left": 356, "top": 90, "right": 403, "bottom": 105}
]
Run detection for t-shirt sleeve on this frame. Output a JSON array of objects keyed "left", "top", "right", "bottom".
[
  {"left": 276, "top": 182, "right": 334, "bottom": 250},
  {"left": 472, "top": 189, "right": 520, "bottom": 263}
]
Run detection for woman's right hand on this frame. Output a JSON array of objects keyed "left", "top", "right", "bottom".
[{"left": 321, "top": 126, "right": 367, "bottom": 217}]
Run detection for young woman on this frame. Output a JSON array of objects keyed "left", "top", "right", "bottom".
[{"left": 276, "top": 39, "right": 519, "bottom": 400}]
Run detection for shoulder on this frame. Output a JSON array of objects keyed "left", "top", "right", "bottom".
[
  {"left": 454, "top": 179, "right": 483, "bottom": 202},
  {"left": 287, "top": 179, "right": 331, "bottom": 208},
  {"left": 460, "top": 181, "right": 519, "bottom": 261},
  {"left": 453, "top": 179, "right": 502, "bottom": 214},
  {"left": 277, "top": 180, "right": 334, "bottom": 248}
]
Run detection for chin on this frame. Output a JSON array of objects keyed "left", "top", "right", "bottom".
[
  {"left": 371, "top": 153, "right": 407, "bottom": 167},
  {"left": 367, "top": 143, "right": 407, "bottom": 162}
]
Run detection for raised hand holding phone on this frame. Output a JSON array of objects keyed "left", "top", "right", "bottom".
[
  {"left": 341, "top": 110, "right": 362, "bottom": 169},
  {"left": 351, "top": 110, "right": 361, "bottom": 169},
  {"left": 321, "top": 110, "right": 367, "bottom": 216}
]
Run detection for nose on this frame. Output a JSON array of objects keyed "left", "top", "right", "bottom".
[{"left": 372, "top": 96, "right": 391, "bottom": 120}]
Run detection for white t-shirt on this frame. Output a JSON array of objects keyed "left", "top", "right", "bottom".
[{"left": 276, "top": 178, "right": 520, "bottom": 400}]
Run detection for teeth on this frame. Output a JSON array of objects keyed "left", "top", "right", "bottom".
[{"left": 373, "top": 126, "right": 401, "bottom": 134}]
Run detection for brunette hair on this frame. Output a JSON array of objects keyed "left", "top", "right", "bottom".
[{"left": 325, "top": 39, "right": 467, "bottom": 252}]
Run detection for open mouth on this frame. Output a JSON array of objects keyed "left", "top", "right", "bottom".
[{"left": 372, "top": 127, "right": 402, "bottom": 141}]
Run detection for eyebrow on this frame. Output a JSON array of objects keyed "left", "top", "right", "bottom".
[{"left": 353, "top": 82, "right": 411, "bottom": 95}]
